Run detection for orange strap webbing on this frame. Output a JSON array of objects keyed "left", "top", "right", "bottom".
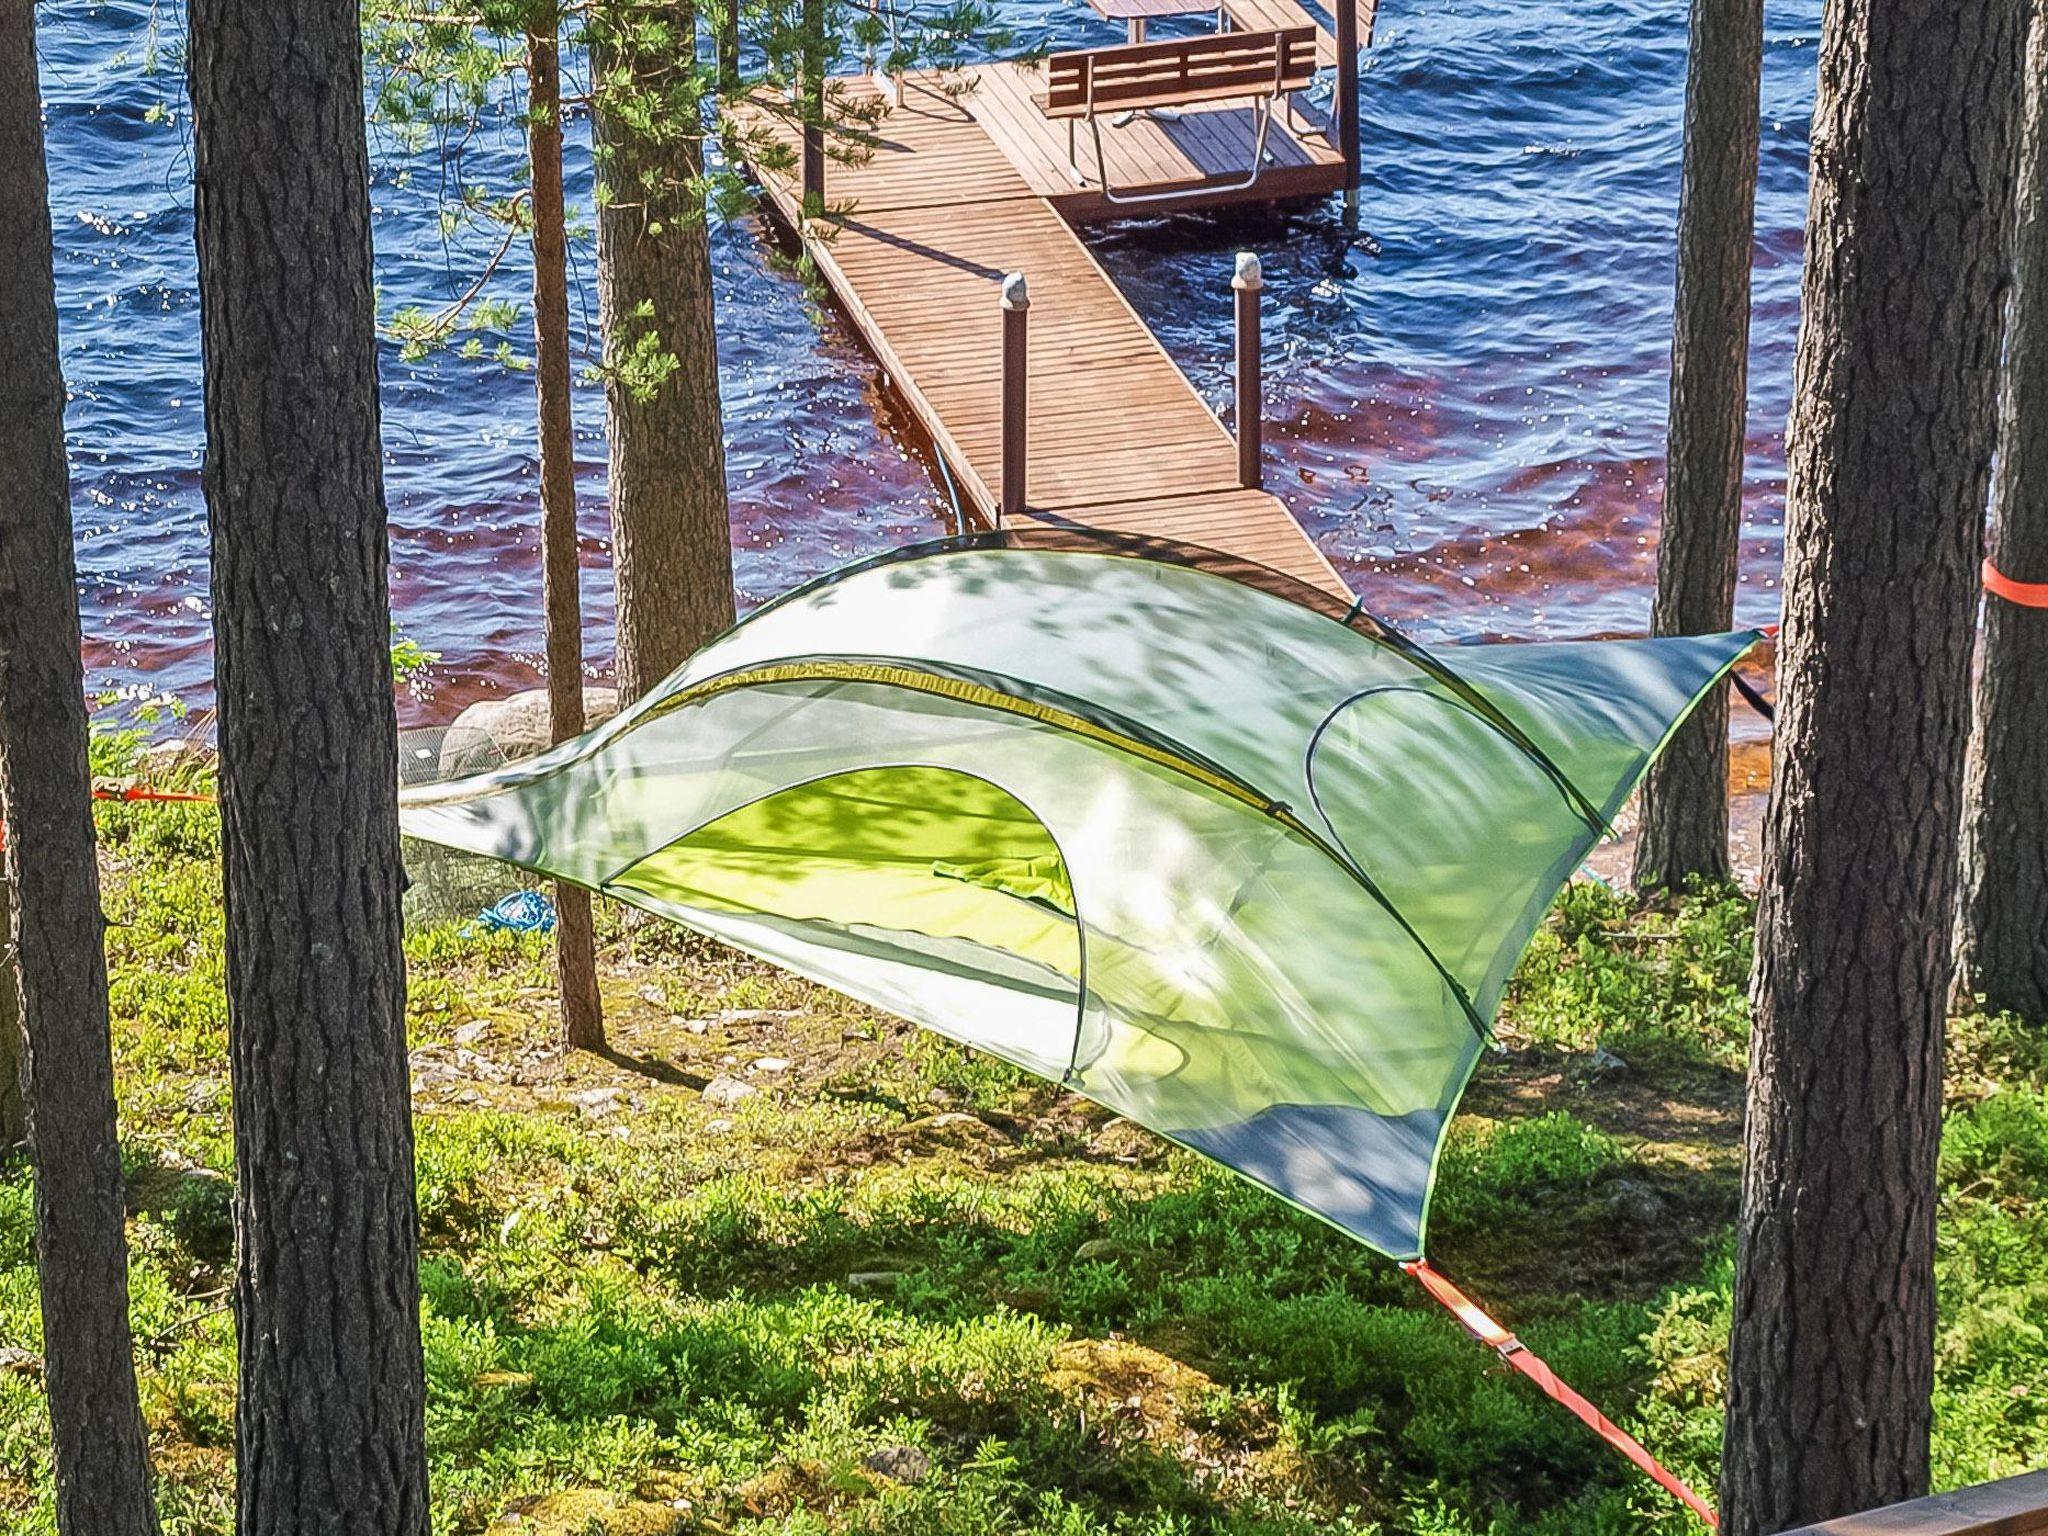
[
  {"left": 95, "top": 786, "right": 216, "bottom": 805},
  {"left": 1985, "top": 558, "right": 2048, "bottom": 609},
  {"left": 0, "top": 786, "right": 215, "bottom": 851},
  {"left": 1403, "top": 1259, "right": 1720, "bottom": 1529}
]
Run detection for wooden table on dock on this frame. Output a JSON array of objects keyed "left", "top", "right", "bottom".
[{"left": 1081, "top": 0, "right": 1218, "bottom": 45}]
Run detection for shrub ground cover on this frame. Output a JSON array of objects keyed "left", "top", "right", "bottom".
[{"left": 2, "top": 789, "right": 2042, "bottom": 1534}]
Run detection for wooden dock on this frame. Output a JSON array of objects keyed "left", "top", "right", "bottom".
[{"left": 733, "top": 46, "right": 1362, "bottom": 599}]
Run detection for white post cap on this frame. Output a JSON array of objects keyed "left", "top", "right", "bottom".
[
  {"left": 1001, "top": 271, "right": 1030, "bottom": 310},
  {"left": 1232, "top": 251, "right": 1263, "bottom": 290}
]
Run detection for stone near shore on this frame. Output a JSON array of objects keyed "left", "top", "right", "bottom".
[{"left": 439, "top": 686, "right": 620, "bottom": 778}]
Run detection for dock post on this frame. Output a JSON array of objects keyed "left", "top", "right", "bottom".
[
  {"left": 1336, "top": 0, "right": 1361, "bottom": 214},
  {"left": 1001, "top": 272, "right": 1030, "bottom": 521},
  {"left": 1233, "top": 252, "right": 1263, "bottom": 490}
]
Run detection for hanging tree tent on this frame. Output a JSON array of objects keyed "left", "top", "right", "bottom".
[
  {"left": 399, "top": 532, "right": 1755, "bottom": 1518},
  {"left": 403, "top": 532, "right": 1756, "bottom": 1260}
]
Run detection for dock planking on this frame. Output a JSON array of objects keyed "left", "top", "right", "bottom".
[{"left": 732, "top": 70, "right": 1353, "bottom": 600}]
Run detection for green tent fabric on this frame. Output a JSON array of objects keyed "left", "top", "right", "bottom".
[{"left": 399, "top": 533, "right": 1759, "bottom": 1262}]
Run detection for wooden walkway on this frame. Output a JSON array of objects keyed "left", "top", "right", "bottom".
[{"left": 733, "top": 70, "right": 1352, "bottom": 599}]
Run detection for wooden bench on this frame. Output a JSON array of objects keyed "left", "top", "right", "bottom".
[{"left": 1038, "top": 28, "right": 1318, "bottom": 205}]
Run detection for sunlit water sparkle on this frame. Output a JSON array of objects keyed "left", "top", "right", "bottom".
[{"left": 40, "top": 0, "right": 1817, "bottom": 725}]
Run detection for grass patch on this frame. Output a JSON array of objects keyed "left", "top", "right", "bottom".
[{"left": 0, "top": 798, "right": 2040, "bottom": 1534}]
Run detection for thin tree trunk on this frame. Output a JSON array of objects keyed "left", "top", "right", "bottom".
[
  {"left": 527, "top": 19, "right": 607, "bottom": 1049},
  {"left": 1958, "top": 0, "right": 2048, "bottom": 1023},
  {"left": 1720, "top": 4, "right": 2023, "bottom": 1533},
  {"left": 0, "top": 9, "right": 161, "bottom": 1524},
  {"left": 1633, "top": 0, "right": 1763, "bottom": 893},
  {"left": 716, "top": 0, "right": 740, "bottom": 94},
  {"left": 800, "top": 0, "right": 826, "bottom": 217},
  {"left": 186, "top": 3, "right": 430, "bottom": 1532},
  {"left": 594, "top": 1, "right": 736, "bottom": 705}
]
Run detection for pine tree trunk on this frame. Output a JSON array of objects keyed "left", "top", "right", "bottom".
[
  {"left": 1633, "top": 0, "right": 1763, "bottom": 893},
  {"left": 0, "top": 9, "right": 162, "bottom": 1524},
  {"left": 594, "top": 2, "right": 736, "bottom": 705},
  {"left": 186, "top": 3, "right": 430, "bottom": 1532},
  {"left": 1957, "top": 0, "right": 2048, "bottom": 1023},
  {"left": 1720, "top": 4, "right": 2023, "bottom": 1533},
  {"left": 527, "top": 22, "right": 607, "bottom": 1049}
]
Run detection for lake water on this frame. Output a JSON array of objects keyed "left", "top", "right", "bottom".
[{"left": 38, "top": 0, "right": 1818, "bottom": 725}]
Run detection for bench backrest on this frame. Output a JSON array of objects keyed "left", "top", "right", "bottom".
[{"left": 1042, "top": 27, "right": 1318, "bottom": 120}]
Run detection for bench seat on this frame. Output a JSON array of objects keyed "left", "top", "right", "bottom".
[{"left": 1038, "top": 27, "right": 1317, "bottom": 119}]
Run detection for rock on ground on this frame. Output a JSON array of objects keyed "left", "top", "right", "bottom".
[
  {"left": 701, "top": 1073, "right": 757, "bottom": 1108},
  {"left": 438, "top": 686, "right": 620, "bottom": 778},
  {"left": 861, "top": 1444, "right": 933, "bottom": 1484}
]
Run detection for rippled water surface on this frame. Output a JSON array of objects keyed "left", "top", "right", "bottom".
[{"left": 40, "top": 0, "right": 1818, "bottom": 722}]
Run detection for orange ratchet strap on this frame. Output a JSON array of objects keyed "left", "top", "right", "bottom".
[
  {"left": 1985, "top": 558, "right": 2048, "bottom": 609},
  {"left": 96, "top": 786, "right": 215, "bottom": 805},
  {"left": 1403, "top": 1259, "right": 1720, "bottom": 1529},
  {"left": 0, "top": 786, "right": 215, "bottom": 852}
]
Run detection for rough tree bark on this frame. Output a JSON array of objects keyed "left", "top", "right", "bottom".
[
  {"left": 527, "top": 18, "right": 607, "bottom": 1048},
  {"left": 0, "top": 878, "right": 22, "bottom": 1151},
  {"left": 0, "top": 7, "right": 162, "bottom": 1524},
  {"left": 1957, "top": 0, "right": 2048, "bottom": 1023},
  {"left": 1633, "top": 0, "right": 1763, "bottom": 892},
  {"left": 1720, "top": 3, "right": 2024, "bottom": 1534},
  {"left": 594, "top": 1, "right": 736, "bottom": 705},
  {"left": 186, "top": 2, "right": 431, "bottom": 1532}
]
